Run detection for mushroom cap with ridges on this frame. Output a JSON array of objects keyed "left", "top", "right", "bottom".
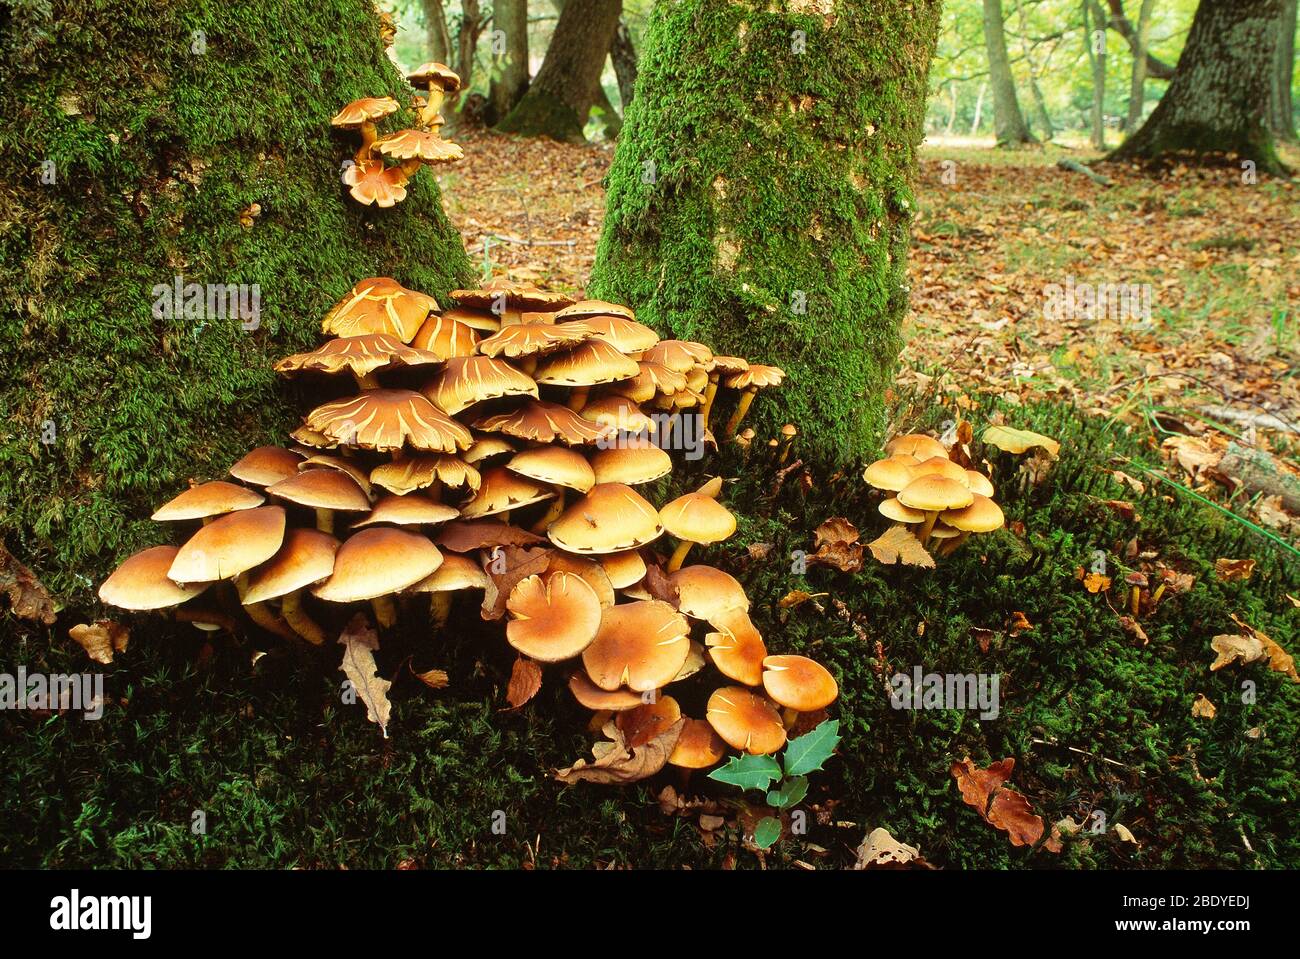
[
  {"left": 659, "top": 492, "right": 736, "bottom": 545},
  {"left": 547, "top": 553, "right": 615, "bottom": 608},
  {"left": 507, "top": 446, "right": 595, "bottom": 493},
  {"left": 322, "top": 277, "right": 438, "bottom": 343},
  {"left": 409, "top": 553, "right": 491, "bottom": 593},
  {"left": 567, "top": 671, "right": 644, "bottom": 711},
  {"left": 559, "top": 314, "right": 659, "bottom": 354},
  {"left": 312, "top": 527, "right": 442, "bottom": 602},
  {"left": 668, "top": 564, "right": 750, "bottom": 622},
  {"left": 709, "top": 355, "right": 750, "bottom": 375},
  {"left": 590, "top": 442, "right": 673, "bottom": 486},
  {"left": 506, "top": 571, "right": 602, "bottom": 662},
  {"left": 761, "top": 654, "right": 839, "bottom": 712},
  {"left": 305, "top": 388, "right": 472, "bottom": 454},
  {"left": 343, "top": 160, "right": 409, "bottom": 208},
  {"left": 548, "top": 483, "right": 664, "bottom": 554},
  {"left": 274, "top": 333, "right": 442, "bottom": 379},
  {"left": 722, "top": 363, "right": 784, "bottom": 390},
  {"left": 554, "top": 299, "right": 635, "bottom": 322},
  {"left": 451, "top": 277, "right": 574, "bottom": 313},
  {"left": 886, "top": 433, "right": 948, "bottom": 461},
  {"left": 373, "top": 129, "right": 463, "bottom": 164},
  {"left": 705, "top": 608, "right": 768, "bottom": 686},
  {"left": 351, "top": 493, "right": 459, "bottom": 528},
  {"left": 421, "top": 355, "right": 538, "bottom": 415},
  {"left": 477, "top": 320, "right": 591, "bottom": 359},
  {"left": 330, "top": 96, "right": 399, "bottom": 127},
  {"left": 152, "top": 481, "right": 265, "bottom": 522},
  {"left": 370, "top": 454, "right": 480, "bottom": 496},
  {"left": 100, "top": 545, "right": 212, "bottom": 610},
  {"left": 240, "top": 528, "right": 340, "bottom": 605},
  {"left": 229, "top": 446, "right": 304, "bottom": 487},
  {"left": 942, "top": 493, "right": 1005, "bottom": 533},
  {"left": 706, "top": 686, "right": 787, "bottom": 755},
  {"left": 474, "top": 399, "right": 614, "bottom": 446},
  {"left": 599, "top": 550, "right": 647, "bottom": 589},
  {"left": 897, "top": 475, "right": 973, "bottom": 512},
  {"left": 442, "top": 306, "right": 501, "bottom": 332},
  {"left": 268, "top": 469, "right": 371, "bottom": 514},
  {"left": 459, "top": 466, "right": 555, "bottom": 519},
  {"left": 408, "top": 61, "right": 461, "bottom": 90},
  {"left": 533, "top": 338, "right": 640, "bottom": 387},
  {"left": 582, "top": 600, "right": 691, "bottom": 692},
  {"left": 668, "top": 718, "right": 728, "bottom": 768},
  {"left": 616, "top": 695, "right": 682, "bottom": 748},
  {"left": 167, "top": 506, "right": 287, "bottom": 583},
  {"left": 879, "top": 497, "right": 925, "bottom": 524},
  {"left": 862, "top": 456, "right": 918, "bottom": 492},
  {"left": 410, "top": 313, "right": 480, "bottom": 359}
]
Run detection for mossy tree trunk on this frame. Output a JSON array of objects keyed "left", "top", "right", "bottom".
[
  {"left": 589, "top": 0, "right": 942, "bottom": 463},
  {"left": 1110, "top": 0, "right": 1290, "bottom": 175},
  {"left": 495, "top": 0, "right": 623, "bottom": 143},
  {"left": 0, "top": 0, "right": 475, "bottom": 601}
]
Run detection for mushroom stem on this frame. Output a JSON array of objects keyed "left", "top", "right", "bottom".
[
  {"left": 532, "top": 494, "right": 565, "bottom": 534},
  {"left": 781, "top": 707, "right": 800, "bottom": 730},
  {"left": 666, "top": 540, "right": 694, "bottom": 573},
  {"left": 282, "top": 590, "right": 326, "bottom": 645},
  {"left": 244, "top": 599, "right": 297, "bottom": 641},
  {"left": 398, "top": 158, "right": 423, "bottom": 178},
  {"left": 315, "top": 508, "right": 335, "bottom": 534},
  {"left": 429, "top": 592, "right": 453, "bottom": 630},
  {"left": 354, "top": 371, "right": 381, "bottom": 390},
  {"left": 723, "top": 388, "right": 757, "bottom": 439},
  {"left": 356, "top": 121, "right": 379, "bottom": 163},
  {"left": 1130, "top": 586, "right": 1141, "bottom": 617},
  {"left": 939, "top": 531, "right": 971, "bottom": 557},
  {"left": 700, "top": 375, "right": 720, "bottom": 429},
  {"left": 518, "top": 356, "right": 539, "bottom": 378},
  {"left": 371, "top": 595, "right": 397, "bottom": 628},
  {"left": 777, "top": 435, "right": 794, "bottom": 465},
  {"left": 917, "top": 510, "right": 940, "bottom": 545},
  {"left": 420, "top": 84, "right": 445, "bottom": 128},
  {"left": 567, "top": 385, "right": 591, "bottom": 412}
]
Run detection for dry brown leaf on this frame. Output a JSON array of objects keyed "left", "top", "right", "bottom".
[
  {"left": 1009, "top": 611, "right": 1033, "bottom": 634},
  {"left": 1117, "top": 615, "right": 1149, "bottom": 645},
  {"left": 1110, "top": 470, "right": 1146, "bottom": 494},
  {"left": 854, "top": 827, "right": 932, "bottom": 869},
  {"left": 338, "top": 613, "right": 392, "bottom": 736},
  {"left": 1162, "top": 435, "right": 1223, "bottom": 480},
  {"left": 411, "top": 666, "right": 450, "bottom": 690},
  {"left": 67, "top": 621, "right": 129, "bottom": 665},
  {"left": 1229, "top": 614, "right": 1298, "bottom": 682},
  {"left": 481, "top": 545, "right": 554, "bottom": 620},
  {"left": 867, "top": 525, "right": 935, "bottom": 568},
  {"left": 1209, "top": 633, "right": 1267, "bottom": 671},
  {"left": 810, "top": 517, "right": 863, "bottom": 572},
  {"left": 951, "top": 756, "right": 1046, "bottom": 848},
  {"left": 1, "top": 544, "right": 57, "bottom": 625},
  {"left": 504, "top": 655, "right": 542, "bottom": 709},
  {"left": 1215, "top": 558, "right": 1256, "bottom": 582},
  {"left": 556, "top": 718, "right": 685, "bottom": 785},
  {"left": 642, "top": 563, "right": 680, "bottom": 607},
  {"left": 1191, "top": 693, "right": 1217, "bottom": 719}
]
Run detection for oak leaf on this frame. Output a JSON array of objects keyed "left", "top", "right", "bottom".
[
  {"left": 951, "top": 756, "right": 1046, "bottom": 848},
  {"left": 854, "top": 827, "right": 932, "bottom": 870},
  {"left": 1191, "top": 694, "right": 1217, "bottom": 719},
  {"left": 556, "top": 718, "right": 684, "bottom": 785},
  {"left": 481, "top": 545, "right": 553, "bottom": 620},
  {"left": 1, "top": 544, "right": 57, "bottom": 625},
  {"left": 867, "top": 525, "right": 935, "bottom": 568},
  {"left": 811, "top": 517, "right": 863, "bottom": 572},
  {"left": 68, "top": 621, "right": 129, "bottom": 665},
  {"left": 338, "top": 613, "right": 392, "bottom": 736}
]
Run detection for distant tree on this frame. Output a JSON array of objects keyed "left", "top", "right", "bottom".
[
  {"left": 983, "top": 0, "right": 1036, "bottom": 144},
  {"left": 421, "top": 0, "right": 452, "bottom": 62},
  {"left": 1083, "top": 0, "right": 1108, "bottom": 149},
  {"left": 1270, "top": 0, "right": 1298, "bottom": 142},
  {"left": 1125, "top": 0, "right": 1156, "bottom": 133},
  {"left": 486, "top": 0, "right": 530, "bottom": 125}
]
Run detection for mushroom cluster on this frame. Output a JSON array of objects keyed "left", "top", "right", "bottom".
[
  {"left": 100, "top": 255, "right": 831, "bottom": 770},
  {"left": 332, "top": 62, "right": 464, "bottom": 208},
  {"left": 862, "top": 433, "right": 1005, "bottom": 556}
]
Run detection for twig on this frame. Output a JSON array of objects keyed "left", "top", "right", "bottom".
[
  {"left": 1056, "top": 157, "right": 1113, "bottom": 186},
  {"left": 1029, "top": 737, "right": 1130, "bottom": 769}
]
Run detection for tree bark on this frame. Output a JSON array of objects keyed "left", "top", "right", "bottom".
[
  {"left": 971, "top": 80, "right": 988, "bottom": 134},
  {"left": 1104, "top": 0, "right": 1175, "bottom": 80},
  {"left": 487, "top": 0, "right": 531, "bottom": 126},
  {"left": 1125, "top": 0, "right": 1155, "bottom": 133},
  {"left": 0, "top": 0, "right": 474, "bottom": 599},
  {"left": 610, "top": 17, "right": 638, "bottom": 111},
  {"left": 589, "top": 0, "right": 944, "bottom": 461},
  {"left": 1014, "top": 0, "right": 1054, "bottom": 140},
  {"left": 1270, "top": 0, "right": 1297, "bottom": 141},
  {"left": 1110, "top": 0, "right": 1289, "bottom": 175},
  {"left": 455, "top": 0, "right": 485, "bottom": 91},
  {"left": 982, "top": 0, "right": 1036, "bottom": 145},
  {"left": 495, "top": 0, "right": 623, "bottom": 143},
  {"left": 1084, "top": 0, "right": 1108, "bottom": 149},
  {"left": 421, "top": 0, "right": 453, "bottom": 63}
]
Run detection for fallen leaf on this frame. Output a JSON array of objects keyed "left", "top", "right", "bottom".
[
  {"left": 504, "top": 656, "right": 542, "bottom": 709},
  {"left": 982, "top": 425, "right": 1060, "bottom": 458},
  {"left": 951, "top": 756, "right": 1046, "bottom": 848},
  {"left": 1209, "top": 633, "right": 1267, "bottom": 671},
  {"left": 642, "top": 563, "right": 680, "bottom": 607},
  {"left": 1, "top": 544, "right": 57, "bottom": 625},
  {"left": 411, "top": 666, "right": 449, "bottom": 690},
  {"left": 1080, "top": 570, "right": 1111, "bottom": 593},
  {"left": 1117, "top": 615, "right": 1149, "bottom": 645},
  {"left": 1228, "top": 615, "right": 1298, "bottom": 682},
  {"left": 67, "top": 621, "right": 129, "bottom": 665},
  {"left": 338, "top": 613, "right": 392, "bottom": 736},
  {"left": 867, "top": 525, "right": 935, "bottom": 568},
  {"left": 854, "top": 827, "right": 932, "bottom": 869},
  {"left": 810, "top": 517, "right": 863, "bottom": 572},
  {"left": 1113, "top": 823, "right": 1137, "bottom": 843},
  {"left": 481, "top": 545, "right": 554, "bottom": 620},
  {"left": 1009, "top": 611, "right": 1033, "bottom": 634},
  {"left": 1110, "top": 470, "right": 1145, "bottom": 494},
  {"left": 1162, "top": 435, "right": 1222, "bottom": 481},
  {"left": 1214, "top": 558, "right": 1256, "bottom": 582},
  {"left": 1191, "top": 693, "right": 1217, "bottom": 719},
  {"left": 556, "top": 718, "right": 685, "bottom": 785}
]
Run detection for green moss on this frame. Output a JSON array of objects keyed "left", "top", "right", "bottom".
[
  {"left": 589, "top": 0, "right": 943, "bottom": 465},
  {"left": 494, "top": 90, "right": 587, "bottom": 144},
  {"left": 0, "top": 0, "right": 475, "bottom": 603}
]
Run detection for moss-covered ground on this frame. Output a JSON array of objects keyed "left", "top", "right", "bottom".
[{"left": 2, "top": 394, "right": 1295, "bottom": 869}]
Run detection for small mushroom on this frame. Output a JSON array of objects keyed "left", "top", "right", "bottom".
[
  {"left": 312, "top": 527, "right": 443, "bottom": 628},
  {"left": 896, "top": 475, "right": 973, "bottom": 546},
  {"left": 721, "top": 364, "right": 785, "bottom": 439},
  {"left": 658, "top": 487, "right": 736, "bottom": 572},
  {"left": 938, "top": 493, "right": 1005, "bottom": 556},
  {"left": 706, "top": 686, "right": 786, "bottom": 756}
]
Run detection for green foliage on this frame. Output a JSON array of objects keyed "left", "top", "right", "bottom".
[
  {"left": 710, "top": 753, "right": 783, "bottom": 792},
  {"left": 0, "top": 0, "right": 476, "bottom": 604},
  {"left": 783, "top": 719, "right": 840, "bottom": 777}
]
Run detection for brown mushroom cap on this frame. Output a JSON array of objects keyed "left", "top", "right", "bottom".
[
  {"left": 408, "top": 61, "right": 461, "bottom": 90},
  {"left": 370, "top": 454, "right": 480, "bottom": 496},
  {"left": 462, "top": 433, "right": 516, "bottom": 464},
  {"left": 451, "top": 277, "right": 574, "bottom": 313},
  {"left": 567, "top": 671, "right": 644, "bottom": 711},
  {"left": 554, "top": 299, "right": 636, "bottom": 322},
  {"left": 410, "top": 313, "right": 481, "bottom": 359},
  {"left": 548, "top": 483, "right": 664, "bottom": 554},
  {"left": 580, "top": 396, "right": 657, "bottom": 435},
  {"left": 240, "top": 528, "right": 340, "bottom": 605},
  {"left": 274, "top": 333, "right": 442, "bottom": 379},
  {"left": 409, "top": 553, "right": 491, "bottom": 593},
  {"left": 645, "top": 339, "right": 713, "bottom": 373},
  {"left": 897, "top": 475, "right": 974, "bottom": 512},
  {"left": 942, "top": 493, "right": 1005, "bottom": 533},
  {"left": 442, "top": 306, "right": 501, "bottom": 332},
  {"left": 862, "top": 456, "right": 918, "bottom": 492},
  {"left": 343, "top": 159, "right": 409, "bottom": 208},
  {"left": 152, "top": 481, "right": 265, "bottom": 522},
  {"left": 330, "top": 96, "right": 399, "bottom": 128},
  {"left": 351, "top": 493, "right": 459, "bottom": 528},
  {"left": 668, "top": 717, "right": 728, "bottom": 768},
  {"left": 761, "top": 655, "right": 839, "bottom": 712},
  {"left": 506, "top": 571, "right": 602, "bottom": 662},
  {"left": 474, "top": 399, "right": 614, "bottom": 446},
  {"left": 230, "top": 446, "right": 304, "bottom": 487},
  {"left": 168, "top": 505, "right": 287, "bottom": 583},
  {"left": 547, "top": 553, "right": 616, "bottom": 608},
  {"left": 599, "top": 549, "right": 647, "bottom": 589},
  {"left": 886, "top": 433, "right": 948, "bottom": 461},
  {"left": 100, "top": 545, "right": 212, "bottom": 609},
  {"left": 723, "top": 363, "right": 784, "bottom": 390},
  {"left": 909, "top": 455, "right": 970, "bottom": 485},
  {"left": 659, "top": 492, "right": 736, "bottom": 545},
  {"left": 477, "top": 320, "right": 591, "bottom": 359},
  {"left": 965, "top": 470, "right": 996, "bottom": 497},
  {"left": 268, "top": 469, "right": 371, "bottom": 514},
  {"left": 709, "top": 355, "right": 750, "bottom": 375},
  {"left": 305, "top": 389, "right": 473, "bottom": 454},
  {"left": 706, "top": 686, "right": 787, "bottom": 755},
  {"left": 322, "top": 277, "right": 438, "bottom": 343},
  {"left": 507, "top": 446, "right": 596, "bottom": 493},
  {"left": 705, "top": 608, "right": 769, "bottom": 686},
  {"left": 879, "top": 497, "right": 926, "bottom": 524},
  {"left": 668, "top": 564, "right": 750, "bottom": 621},
  {"left": 312, "top": 527, "right": 443, "bottom": 602},
  {"left": 299, "top": 455, "right": 373, "bottom": 497},
  {"left": 460, "top": 466, "right": 556, "bottom": 519},
  {"left": 582, "top": 600, "right": 691, "bottom": 691},
  {"left": 421, "top": 356, "right": 539, "bottom": 414},
  {"left": 615, "top": 695, "right": 682, "bottom": 748},
  {"left": 559, "top": 314, "right": 659, "bottom": 354},
  {"left": 533, "top": 338, "right": 640, "bottom": 387},
  {"left": 590, "top": 442, "right": 673, "bottom": 486},
  {"left": 373, "top": 129, "right": 463, "bottom": 164}
]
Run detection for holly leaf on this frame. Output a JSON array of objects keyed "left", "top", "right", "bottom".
[
  {"left": 867, "top": 525, "right": 935, "bottom": 568},
  {"left": 782, "top": 719, "right": 840, "bottom": 777},
  {"left": 753, "top": 816, "right": 782, "bottom": 850},
  {"left": 337, "top": 613, "right": 392, "bottom": 737},
  {"left": 708, "top": 752, "right": 782, "bottom": 792},
  {"left": 766, "top": 775, "right": 808, "bottom": 809}
]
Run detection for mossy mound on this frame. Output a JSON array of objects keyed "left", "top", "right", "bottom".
[
  {"left": 2, "top": 398, "right": 1295, "bottom": 868},
  {"left": 0, "top": 0, "right": 475, "bottom": 603}
]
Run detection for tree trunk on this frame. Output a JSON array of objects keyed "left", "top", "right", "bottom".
[
  {"left": 610, "top": 17, "right": 638, "bottom": 111},
  {"left": 983, "top": 0, "right": 1036, "bottom": 145},
  {"left": 971, "top": 80, "right": 988, "bottom": 134},
  {"left": 1126, "top": 0, "right": 1155, "bottom": 133},
  {"left": 1014, "top": 0, "right": 1054, "bottom": 140},
  {"left": 1085, "top": 0, "right": 1108, "bottom": 149},
  {"left": 589, "top": 0, "right": 943, "bottom": 461},
  {"left": 1105, "top": 0, "right": 1175, "bottom": 80},
  {"left": 455, "top": 0, "right": 485, "bottom": 91},
  {"left": 487, "top": 0, "right": 531, "bottom": 126},
  {"left": 1110, "top": 0, "right": 1289, "bottom": 175},
  {"left": 1270, "top": 0, "right": 1298, "bottom": 141},
  {"left": 495, "top": 0, "right": 623, "bottom": 143},
  {"left": 421, "top": 0, "right": 453, "bottom": 63},
  {"left": 0, "top": 0, "right": 475, "bottom": 600}
]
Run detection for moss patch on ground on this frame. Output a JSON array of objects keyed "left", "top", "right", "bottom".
[{"left": 2, "top": 397, "right": 1295, "bottom": 869}]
